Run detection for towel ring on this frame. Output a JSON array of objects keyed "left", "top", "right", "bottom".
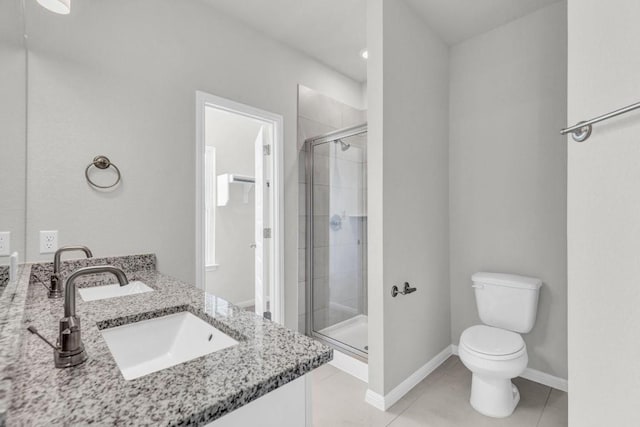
[{"left": 85, "top": 155, "right": 121, "bottom": 189}]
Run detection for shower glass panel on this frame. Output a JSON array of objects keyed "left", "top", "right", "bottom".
[{"left": 306, "top": 124, "right": 367, "bottom": 359}]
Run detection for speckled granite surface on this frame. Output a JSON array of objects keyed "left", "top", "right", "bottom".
[
  {"left": 0, "top": 266, "right": 8, "bottom": 296},
  {"left": 29, "top": 253, "right": 157, "bottom": 287},
  {"left": 3, "top": 258, "right": 331, "bottom": 426},
  {"left": 0, "top": 264, "right": 27, "bottom": 427}
]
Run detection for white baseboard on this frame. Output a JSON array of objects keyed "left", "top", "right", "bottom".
[
  {"left": 330, "top": 350, "right": 368, "bottom": 383},
  {"left": 234, "top": 299, "right": 255, "bottom": 308},
  {"left": 521, "top": 368, "right": 568, "bottom": 392},
  {"left": 364, "top": 389, "right": 386, "bottom": 411},
  {"left": 450, "top": 344, "right": 568, "bottom": 392},
  {"left": 365, "top": 345, "right": 454, "bottom": 411},
  {"left": 364, "top": 344, "right": 568, "bottom": 412},
  {"left": 234, "top": 295, "right": 272, "bottom": 309}
]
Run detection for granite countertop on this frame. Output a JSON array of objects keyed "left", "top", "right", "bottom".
[
  {"left": 0, "top": 266, "right": 9, "bottom": 297},
  {"left": 2, "top": 258, "right": 331, "bottom": 426}
]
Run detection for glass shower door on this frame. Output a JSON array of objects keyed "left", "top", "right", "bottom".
[{"left": 308, "top": 129, "right": 368, "bottom": 358}]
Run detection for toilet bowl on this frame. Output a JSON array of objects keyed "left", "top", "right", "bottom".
[
  {"left": 460, "top": 272, "right": 542, "bottom": 418},
  {"left": 459, "top": 325, "right": 528, "bottom": 417}
]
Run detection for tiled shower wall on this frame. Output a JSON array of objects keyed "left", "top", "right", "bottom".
[{"left": 297, "top": 85, "right": 367, "bottom": 333}]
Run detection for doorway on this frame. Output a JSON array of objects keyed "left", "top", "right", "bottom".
[
  {"left": 195, "top": 92, "right": 284, "bottom": 324},
  {"left": 306, "top": 124, "right": 368, "bottom": 360}
]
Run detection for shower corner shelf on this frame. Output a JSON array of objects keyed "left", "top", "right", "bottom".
[
  {"left": 217, "top": 173, "right": 255, "bottom": 206},
  {"left": 348, "top": 213, "right": 367, "bottom": 218}
]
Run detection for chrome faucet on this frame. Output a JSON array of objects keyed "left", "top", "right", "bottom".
[
  {"left": 28, "top": 265, "right": 128, "bottom": 368},
  {"left": 47, "top": 245, "right": 94, "bottom": 299}
]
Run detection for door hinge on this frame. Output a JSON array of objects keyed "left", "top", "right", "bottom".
[
  {"left": 263, "top": 144, "right": 271, "bottom": 156},
  {"left": 263, "top": 228, "right": 272, "bottom": 239},
  {"left": 263, "top": 311, "right": 272, "bottom": 320}
]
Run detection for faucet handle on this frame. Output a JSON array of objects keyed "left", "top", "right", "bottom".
[
  {"left": 28, "top": 324, "right": 88, "bottom": 368},
  {"left": 27, "top": 326, "right": 58, "bottom": 350}
]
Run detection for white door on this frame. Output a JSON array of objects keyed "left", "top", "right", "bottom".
[{"left": 254, "top": 126, "right": 270, "bottom": 318}]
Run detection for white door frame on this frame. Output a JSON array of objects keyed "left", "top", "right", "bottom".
[{"left": 195, "top": 91, "right": 285, "bottom": 325}]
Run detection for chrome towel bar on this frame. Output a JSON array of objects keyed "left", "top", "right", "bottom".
[{"left": 561, "top": 101, "right": 640, "bottom": 142}]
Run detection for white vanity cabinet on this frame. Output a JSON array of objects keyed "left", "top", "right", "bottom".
[{"left": 207, "top": 374, "right": 311, "bottom": 427}]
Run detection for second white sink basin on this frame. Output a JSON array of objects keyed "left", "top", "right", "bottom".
[
  {"left": 100, "top": 311, "right": 239, "bottom": 380},
  {"left": 78, "top": 281, "right": 153, "bottom": 302}
]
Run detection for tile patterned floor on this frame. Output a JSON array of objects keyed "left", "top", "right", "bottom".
[{"left": 312, "top": 356, "right": 568, "bottom": 427}]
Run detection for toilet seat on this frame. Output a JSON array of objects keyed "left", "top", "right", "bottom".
[{"left": 460, "top": 325, "right": 525, "bottom": 360}]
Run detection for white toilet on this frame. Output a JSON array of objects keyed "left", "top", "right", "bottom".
[{"left": 458, "top": 272, "right": 542, "bottom": 418}]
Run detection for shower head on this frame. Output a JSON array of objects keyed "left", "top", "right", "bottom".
[{"left": 335, "top": 138, "right": 351, "bottom": 151}]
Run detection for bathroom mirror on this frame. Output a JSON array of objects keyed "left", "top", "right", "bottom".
[
  {"left": 0, "top": 0, "right": 26, "bottom": 280},
  {"left": 20, "top": 0, "right": 298, "bottom": 290},
  {"left": 21, "top": 0, "right": 228, "bottom": 281},
  {"left": 19, "top": 0, "right": 367, "bottom": 330},
  {"left": 22, "top": 0, "right": 288, "bottom": 292}
]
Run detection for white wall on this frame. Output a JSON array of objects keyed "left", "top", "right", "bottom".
[
  {"left": 366, "top": 0, "right": 385, "bottom": 395},
  {"left": 0, "top": 0, "right": 26, "bottom": 264},
  {"left": 382, "top": 0, "right": 451, "bottom": 395},
  {"left": 24, "top": 0, "right": 364, "bottom": 329},
  {"left": 449, "top": 2, "right": 568, "bottom": 379},
  {"left": 568, "top": 0, "right": 640, "bottom": 425},
  {"left": 368, "top": 0, "right": 451, "bottom": 396},
  {"left": 204, "top": 108, "right": 263, "bottom": 305}
]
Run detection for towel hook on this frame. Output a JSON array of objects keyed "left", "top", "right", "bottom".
[{"left": 85, "top": 155, "right": 121, "bottom": 189}]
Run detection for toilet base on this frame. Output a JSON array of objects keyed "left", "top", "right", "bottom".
[{"left": 469, "top": 374, "right": 520, "bottom": 418}]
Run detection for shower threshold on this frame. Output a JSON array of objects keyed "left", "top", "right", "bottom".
[{"left": 315, "top": 314, "right": 368, "bottom": 360}]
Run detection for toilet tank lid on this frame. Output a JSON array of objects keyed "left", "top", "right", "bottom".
[{"left": 471, "top": 272, "right": 542, "bottom": 290}]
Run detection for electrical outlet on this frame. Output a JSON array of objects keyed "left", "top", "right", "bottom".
[
  {"left": 40, "top": 230, "right": 58, "bottom": 254},
  {"left": 0, "top": 232, "right": 10, "bottom": 256}
]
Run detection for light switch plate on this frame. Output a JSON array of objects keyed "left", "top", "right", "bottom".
[
  {"left": 40, "top": 230, "right": 58, "bottom": 254},
  {"left": 0, "top": 232, "right": 10, "bottom": 256}
]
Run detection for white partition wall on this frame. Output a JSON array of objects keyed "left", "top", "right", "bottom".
[{"left": 567, "top": 0, "right": 640, "bottom": 425}]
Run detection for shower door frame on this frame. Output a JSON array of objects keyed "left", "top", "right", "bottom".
[{"left": 305, "top": 123, "right": 368, "bottom": 361}]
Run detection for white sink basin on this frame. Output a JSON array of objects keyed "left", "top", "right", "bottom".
[
  {"left": 100, "top": 311, "right": 239, "bottom": 380},
  {"left": 78, "top": 281, "right": 153, "bottom": 302}
]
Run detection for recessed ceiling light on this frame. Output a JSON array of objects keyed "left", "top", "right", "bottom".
[
  {"left": 37, "top": 0, "right": 71, "bottom": 15},
  {"left": 360, "top": 49, "right": 369, "bottom": 60}
]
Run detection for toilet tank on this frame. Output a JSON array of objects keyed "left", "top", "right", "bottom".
[{"left": 471, "top": 272, "right": 542, "bottom": 333}]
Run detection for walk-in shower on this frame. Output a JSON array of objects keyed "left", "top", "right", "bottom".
[{"left": 305, "top": 123, "right": 368, "bottom": 360}]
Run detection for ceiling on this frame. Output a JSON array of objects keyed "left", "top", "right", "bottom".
[
  {"left": 403, "top": 0, "right": 561, "bottom": 45},
  {"left": 204, "top": 0, "right": 561, "bottom": 83},
  {"left": 203, "top": 0, "right": 367, "bottom": 82}
]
